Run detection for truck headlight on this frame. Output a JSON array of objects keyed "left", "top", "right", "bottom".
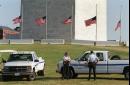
[{"left": 3, "top": 66, "right": 9, "bottom": 72}]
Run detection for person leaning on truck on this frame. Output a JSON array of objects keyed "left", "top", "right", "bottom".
[
  {"left": 62, "top": 52, "right": 71, "bottom": 79},
  {"left": 87, "top": 51, "right": 99, "bottom": 80}
]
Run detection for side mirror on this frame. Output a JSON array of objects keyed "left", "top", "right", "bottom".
[{"left": 34, "top": 59, "right": 39, "bottom": 62}]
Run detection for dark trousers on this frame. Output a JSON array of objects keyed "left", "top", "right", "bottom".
[
  {"left": 62, "top": 62, "right": 70, "bottom": 79},
  {"left": 88, "top": 62, "right": 96, "bottom": 80}
]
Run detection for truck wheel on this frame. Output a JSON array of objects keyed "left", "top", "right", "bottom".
[
  {"left": 27, "top": 71, "right": 36, "bottom": 81},
  {"left": 61, "top": 67, "right": 75, "bottom": 79},
  {"left": 2, "top": 76, "right": 7, "bottom": 81},
  {"left": 111, "top": 55, "right": 121, "bottom": 60},
  {"left": 38, "top": 69, "right": 44, "bottom": 76},
  {"left": 73, "top": 74, "right": 78, "bottom": 79},
  {"left": 124, "top": 71, "right": 129, "bottom": 80},
  {"left": 2, "top": 76, "right": 11, "bottom": 81},
  {"left": 41, "top": 69, "right": 44, "bottom": 76},
  {"left": 69, "top": 68, "right": 75, "bottom": 79}
]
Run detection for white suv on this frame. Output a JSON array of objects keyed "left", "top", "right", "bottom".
[{"left": 2, "top": 51, "right": 45, "bottom": 81}]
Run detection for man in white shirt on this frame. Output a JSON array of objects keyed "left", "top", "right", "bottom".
[
  {"left": 63, "top": 54, "right": 71, "bottom": 62},
  {"left": 62, "top": 52, "right": 71, "bottom": 79},
  {"left": 87, "top": 51, "right": 99, "bottom": 80}
]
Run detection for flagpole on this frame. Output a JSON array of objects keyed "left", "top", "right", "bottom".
[
  {"left": 45, "top": 0, "right": 48, "bottom": 40},
  {"left": 119, "top": 5, "right": 122, "bottom": 43},
  {"left": 21, "top": 0, "right": 23, "bottom": 39},
  {"left": 96, "top": 4, "right": 98, "bottom": 41},
  {"left": 71, "top": 5, "right": 74, "bottom": 41}
]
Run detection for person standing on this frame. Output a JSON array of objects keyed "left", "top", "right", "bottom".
[
  {"left": 87, "top": 51, "right": 99, "bottom": 80},
  {"left": 62, "top": 52, "right": 71, "bottom": 79}
]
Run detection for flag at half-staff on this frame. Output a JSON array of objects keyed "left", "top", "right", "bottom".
[
  {"left": 115, "top": 20, "right": 121, "bottom": 31},
  {"left": 12, "top": 16, "right": 22, "bottom": 24},
  {"left": 85, "top": 16, "right": 96, "bottom": 27},
  {"left": 35, "top": 16, "right": 46, "bottom": 26},
  {"left": 63, "top": 16, "right": 72, "bottom": 24}
]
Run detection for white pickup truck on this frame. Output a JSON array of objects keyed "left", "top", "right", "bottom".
[
  {"left": 1, "top": 51, "right": 45, "bottom": 81},
  {"left": 56, "top": 51, "right": 129, "bottom": 79}
]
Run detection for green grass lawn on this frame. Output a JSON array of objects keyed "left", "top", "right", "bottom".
[{"left": 0, "top": 44, "right": 129, "bottom": 85}]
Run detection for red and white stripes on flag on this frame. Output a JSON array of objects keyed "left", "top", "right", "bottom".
[
  {"left": 63, "top": 16, "right": 72, "bottom": 24},
  {"left": 35, "top": 16, "right": 46, "bottom": 26},
  {"left": 85, "top": 16, "right": 96, "bottom": 27},
  {"left": 3, "top": 29, "right": 19, "bottom": 35},
  {"left": 115, "top": 20, "right": 121, "bottom": 31},
  {"left": 3, "top": 29, "right": 20, "bottom": 39},
  {"left": 12, "top": 16, "right": 22, "bottom": 24}
]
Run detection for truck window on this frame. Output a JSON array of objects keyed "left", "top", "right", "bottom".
[
  {"left": 8, "top": 54, "right": 33, "bottom": 62},
  {"left": 96, "top": 53, "right": 104, "bottom": 61},
  {"left": 33, "top": 55, "right": 38, "bottom": 61},
  {"left": 80, "top": 53, "right": 90, "bottom": 61}
]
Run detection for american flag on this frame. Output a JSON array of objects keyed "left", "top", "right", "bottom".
[
  {"left": 35, "top": 16, "right": 46, "bottom": 26},
  {"left": 64, "top": 16, "right": 72, "bottom": 24},
  {"left": 115, "top": 20, "right": 121, "bottom": 31},
  {"left": 3, "top": 29, "right": 19, "bottom": 35},
  {"left": 12, "top": 16, "right": 22, "bottom": 24},
  {"left": 85, "top": 16, "right": 96, "bottom": 27},
  {"left": 2, "top": 29, "right": 19, "bottom": 39}
]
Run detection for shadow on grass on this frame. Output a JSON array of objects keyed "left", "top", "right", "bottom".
[
  {"left": 38, "top": 76, "right": 61, "bottom": 81},
  {"left": 76, "top": 77, "right": 127, "bottom": 81},
  {"left": 0, "top": 75, "right": 128, "bottom": 82},
  {"left": 0, "top": 75, "right": 61, "bottom": 82}
]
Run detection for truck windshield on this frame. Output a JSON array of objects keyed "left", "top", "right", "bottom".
[{"left": 8, "top": 54, "right": 33, "bottom": 62}]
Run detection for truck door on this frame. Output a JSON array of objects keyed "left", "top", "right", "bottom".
[
  {"left": 78, "top": 53, "right": 90, "bottom": 73},
  {"left": 96, "top": 52, "right": 108, "bottom": 73}
]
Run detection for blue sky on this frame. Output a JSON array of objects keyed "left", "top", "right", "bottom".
[
  {"left": 0, "top": 0, "right": 129, "bottom": 41},
  {"left": 107, "top": 0, "right": 129, "bottom": 41},
  {"left": 0, "top": 0, "right": 21, "bottom": 28}
]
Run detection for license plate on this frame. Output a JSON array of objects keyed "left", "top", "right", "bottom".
[{"left": 14, "top": 73, "right": 20, "bottom": 76}]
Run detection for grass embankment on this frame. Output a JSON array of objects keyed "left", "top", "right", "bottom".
[{"left": 0, "top": 44, "right": 129, "bottom": 85}]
